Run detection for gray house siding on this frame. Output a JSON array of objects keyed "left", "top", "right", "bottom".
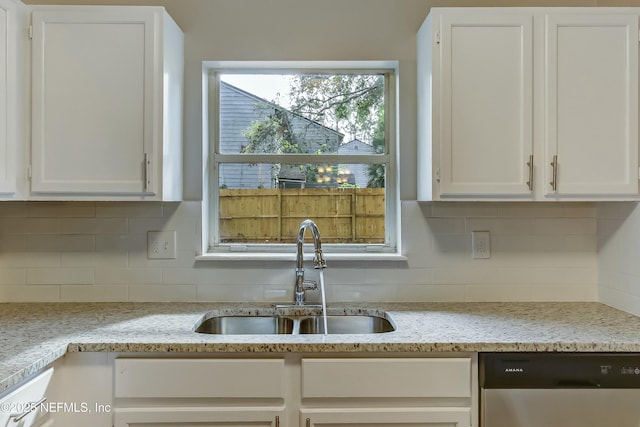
[
  {"left": 338, "top": 139, "right": 375, "bottom": 188},
  {"left": 219, "top": 81, "right": 344, "bottom": 189}
]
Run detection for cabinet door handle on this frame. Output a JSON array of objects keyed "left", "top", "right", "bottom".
[
  {"left": 306, "top": 417, "right": 311, "bottom": 427},
  {"left": 10, "top": 397, "right": 46, "bottom": 423},
  {"left": 275, "top": 415, "right": 279, "bottom": 427},
  {"left": 526, "top": 154, "right": 533, "bottom": 191},
  {"left": 550, "top": 155, "right": 558, "bottom": 191},
  {"left": 144, "top": 153, "right": 151, "bottom": 192}
]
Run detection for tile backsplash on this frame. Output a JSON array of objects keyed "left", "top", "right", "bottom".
[
  {"left": 0, "top": 200, "right": 599, "bottom": 303},
  {"left": 598, "top": 202, "right": 640, "bottom": 316}
]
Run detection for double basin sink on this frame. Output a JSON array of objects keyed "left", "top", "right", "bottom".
[{"left": 194, "top": 309, "right": 395, "bottom": 335}]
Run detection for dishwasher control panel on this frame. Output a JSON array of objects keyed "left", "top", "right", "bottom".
[{"left": 481, "top": 353, "right": 640, "bottom": 388}]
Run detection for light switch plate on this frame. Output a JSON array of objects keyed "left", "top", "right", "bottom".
[{"left": 147, "top": 231, "right": 177, "bottom": 259}]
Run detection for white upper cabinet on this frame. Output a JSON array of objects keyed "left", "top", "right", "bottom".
[
  {"left": 434, "top": 13, "right": 533, "bottom": 198},
  {"left": 418, "top": 8, "right": 640, "bottom": 202},
  {"left": 30, "top": 6, "right": 183, "bottom": 200},
  {"left": 544, "top": 14, "right": 638, "bottom": 198},
  {"left": 0, "top": 0, "right": 24, "bottom": 198}
]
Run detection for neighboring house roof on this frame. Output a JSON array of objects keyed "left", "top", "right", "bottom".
[
  {"left": 338, "top": 139, "right": 375, "bottom": 154},
  {"left": 221, "top": 81, "right": 344, "bottom": 145},
  {"left": 219, "top": 81, "right": 345, "bottom": 189}
]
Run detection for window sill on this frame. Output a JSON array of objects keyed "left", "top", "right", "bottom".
[{"left": 195, "top": 252, "right": 408, "bottom": 263}]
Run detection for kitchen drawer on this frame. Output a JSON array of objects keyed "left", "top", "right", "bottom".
[
  {"left": 114, "top": 358, "right": 285, "bottom": 399},
  {"left": 0, "top": 368, "right": 54, "bottom": 427},
  {"left": 301, "top": 358, "right": 471, "bottom": 399}
]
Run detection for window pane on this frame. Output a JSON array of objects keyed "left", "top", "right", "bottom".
[
  {"left": 219, "top": 73, "right": 385, "bottom": 155},
  {"left": 218, "top": 163, "right": 385, "bottom": 244}
]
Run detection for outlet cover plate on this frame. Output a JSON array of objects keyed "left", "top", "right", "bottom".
[
  {"left": 472, "top": 230, "right": 490, "bottom": 259},
  {"left": 147, "top": 231, "right": 177, "bottom": 259}
]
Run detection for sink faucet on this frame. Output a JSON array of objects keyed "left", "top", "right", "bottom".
[{"left": 294, "top": 219, "right": 326, "bottom": 305}]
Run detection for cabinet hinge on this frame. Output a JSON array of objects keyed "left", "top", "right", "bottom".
[
  {"left": 144, "top": 153, "right": 151, "bottom": 192},
  {"left": 28, "top": 25, "right": 33, "bottom": 40},
  {"left": 435, "top": 31, "right": 440, "bottom": 44},
  {"left": 27, "top": 165, "right": 32, "bottom": 180},
  {"left": 435, "top": 168, "right": 441, "bottom": 182}
]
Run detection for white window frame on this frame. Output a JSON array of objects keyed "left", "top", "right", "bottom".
[{"left": 200, "top": 61, "right": 401, "bottom": 260}]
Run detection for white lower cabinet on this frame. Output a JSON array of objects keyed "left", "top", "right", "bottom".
[
  {"left": 113, "top": 358, "right": 286, "bottom": 427},
  {"left": 300, "top": 358, "right": 473, "bottom": 427},
  {"left": 111, "top": 355, "right": 476, "bottom": 427},
  {"left": 0, "top": 368, "right": 54, "bottom": 427}
]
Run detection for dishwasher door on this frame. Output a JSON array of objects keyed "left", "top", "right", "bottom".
[
  {"left": 482, "top": 388, "right": 640, "bottom": 427},
  {"left": 481, "top": 353, "right": 640, "bottom": 427}
]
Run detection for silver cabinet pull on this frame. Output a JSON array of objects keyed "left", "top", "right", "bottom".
[
  {"left": 550, "top": 155, "right": 558, "bottom": 191},
  {"left": 10, "top": 397, "right": 46, "bottom": 423},
  {"left": 306, "top": 418, "right": 311, "bottom": 427},
  {"left": 275, "top": 415, "right": 279, "bottom": 427},
  {"left": 144, "top": 153, "right": 151, "bottom": 192},
  {"left": 526, "top": 154, "right": 533, "bottom": 191}
]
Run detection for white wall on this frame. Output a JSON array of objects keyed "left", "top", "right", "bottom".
[{"left": 0, "top": 0, "right": 613, "bottom": 303}]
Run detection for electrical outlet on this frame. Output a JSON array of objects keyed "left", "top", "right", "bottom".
[
  {"left": 472, "top": 231, "right": 490, "bottom": 259},
  {"left": 147, "top": 231, "right": 177, "bottom": 259}
]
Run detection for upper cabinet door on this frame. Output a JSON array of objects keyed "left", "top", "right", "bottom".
[
  {"left": 438, "top": 13, "right": 533, "bottom": 197},
  {"left": 29, "top": 7, "right": 183, "bottom": 200},
  {"left": 544, "top": 14, "right": 639, "bottom": 198},
  {"left": 0, "top": 0, "right": 16, "bottom": 195}
]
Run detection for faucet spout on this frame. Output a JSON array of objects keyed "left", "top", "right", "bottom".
[{"left": 294, "top": 219, "right": 326, "bottom": 305}]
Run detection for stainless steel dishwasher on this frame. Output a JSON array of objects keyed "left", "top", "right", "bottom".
[{"left": 480, "top": 353, "right": 640, "bottom": 427}]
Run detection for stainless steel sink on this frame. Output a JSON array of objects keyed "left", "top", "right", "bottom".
[
  {"left": 298, "top": 315, "right": 395, "bottom": 334},
  {"left": 193, "top": 312, "right": 395, "bottom": 335},
  {"left": 194, "top": 316, "right": 294, "bottom": 334}
]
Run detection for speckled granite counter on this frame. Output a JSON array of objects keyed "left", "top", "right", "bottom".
[{"left": 3, "top": 301, "right": 640, "bottom": 393}]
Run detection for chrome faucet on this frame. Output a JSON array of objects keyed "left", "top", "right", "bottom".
[{"left": 294, "top": 219, "right": 326, "bottom": 305}]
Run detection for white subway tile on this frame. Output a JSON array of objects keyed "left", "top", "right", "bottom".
[
  {"left": 128, "top": 285, "right": 196, "bottom": 302},
  {"left": 27, "top": 268, "right": 94, "bottom": 285},
  {"left": 95, "top": 268, "right": 162, "bottom": 285},
  {"left": 0, "top": 285, "right": 60, "bottom": 302},
  {"left": 0, "top": 218, "right": 59, "bottom": 235},
  {"left": 497, "top": 203, "right": 565, "bottom": 218},
  {"left": 397, "top": 284, "right": 466, "bottom": 302},
  {"left": 61, "top": 285, "right": 128, "bottom": 302},
  {"left": 465, "top": 284, "right": 533, "bottom": 302},
  {"left": 96, "top": 234, "right": 145, "bottom": 252},
  {"left": 530, "top": 284, "right": 597, "bottom": 302},
  {"left": 0, "top": 252, "right": 60, "bottom": 268},
  {"left": 534, "top": 218, "right": 597, "bottom": 235},
  {"left": 27, "top": 202, "right": 95, "bottom": 218},
  {"left": 0, "top": 202, "right": 26, "bottom": 217},
  {"left": 196, "top": 284, "right": 265, "bottom": 302},
  {"left": 425, "top": 218, "right": 466, "bottom": 235},
  {"left": 0, "top": 269, "right": 26, "bottom": 285},
  {"left": 60, "top": 252, "right": 127, "bottom": 268},
  {"left": 95, "top": 202, "right": 162, "bottom": 218},
  {"left": 59, "top": 218, "right": 128, "bottom": 234},
  {"left": 26, "top": 235, "right": 95, "bottom": 252}
]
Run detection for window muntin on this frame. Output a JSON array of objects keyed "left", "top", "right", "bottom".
[{"left": 206, "top": 65, "right": 396, "bottom": 254}]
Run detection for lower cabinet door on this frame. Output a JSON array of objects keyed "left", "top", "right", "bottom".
[
  {"left": 0, "top": 368, "right": 54, "bottom": 427},
  {"left": 114, "top": 407, "right": 284, "bottom": 427},
  {"left": 301, "top": 408, "right": 471, "bottom": 427}
]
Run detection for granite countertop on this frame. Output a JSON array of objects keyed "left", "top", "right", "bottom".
[{"left": 3, "top": 301, "right": 640, "bottom": 393}]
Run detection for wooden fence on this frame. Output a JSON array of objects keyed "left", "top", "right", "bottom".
[{"left": 219, "top": 188, "right": 385, "bottom": 243}]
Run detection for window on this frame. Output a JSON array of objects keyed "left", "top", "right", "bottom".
[{"left": 203, "top": 62, "right": 398, "bottom": 256}]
